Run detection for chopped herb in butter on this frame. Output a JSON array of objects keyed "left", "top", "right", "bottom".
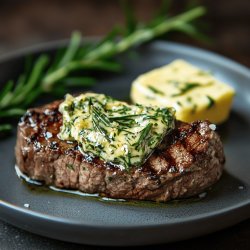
[
  {"left": 206, "top": 95, "right": 215, "bottom": 109},
  {"left": 147, "top": 85, "right": 165, "bottom": 95},
  {"left": 59, "top": 93, "right": 175, "bottom": 169},
  {"left": 131, "top": 59, "right": 235, "bottom": 124}
]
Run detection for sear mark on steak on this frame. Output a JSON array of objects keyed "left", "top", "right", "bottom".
[{"left": 15, "top": 100, "right": 225, "bottom": 202}]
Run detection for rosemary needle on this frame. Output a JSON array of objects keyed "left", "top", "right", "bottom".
[{"left": 0, "top": 3, "right": 206, "bottom": 136}]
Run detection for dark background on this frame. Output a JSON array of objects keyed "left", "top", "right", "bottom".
[
  {"left": 0, "top": 0, "right": 249, "bottom": 249},
  {"left": 0, "top": 0, "right": 250, "bottom": 66}
]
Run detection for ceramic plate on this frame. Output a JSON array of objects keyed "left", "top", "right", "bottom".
[{"left": 0, "top": 40, "right": 249, "bottom": 246}]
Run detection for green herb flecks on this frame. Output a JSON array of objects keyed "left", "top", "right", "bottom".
[
  {"left": 92, "top": 106, "right": 111, "bottom": 127},
  {"left": 92, "top": 106, "right": 112, "bottom": 142},
  {"left": 172, "top": 82, "right": 201, "bottom": 97},
  {"left": 0, "top": 2, "right": 206, "bottom": 136},
  {"left": 133, "top": 123, "right": 153, "bottom": 150},
  {"left": 147, "top": 85, "right": 165, "bottom": 96},
  {"left": 177, "top": 101, "right": 182, "bottom": 106},
  {"left": 59, "top": 93, "right": 175, "bottom": 170},
  {"left": 66, "top": 164, "right": 75, "bottom": 171},
  {"left": 191, "top": 104, "right": 198, "bottom": 114},
  {"left": 108, "top": 176, "right": 113, "bottom": 182},
  {"left": 206, "top": 95, "right": 215, "bottom": 109}
]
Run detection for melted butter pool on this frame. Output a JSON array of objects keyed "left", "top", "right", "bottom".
[{"left": 15, "top": 165, "right": 209, "bottom": 208}]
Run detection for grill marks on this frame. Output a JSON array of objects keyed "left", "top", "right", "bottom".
[
  {"left": 15, "top": 100, "right": 225, "bottom": 202},
  {"left": 19, "top": 102, "right": 217, "bottom": 175},
  {"left": 145, "top": 121, "right": 211, "bottom": 176},
  {"left": 20, "top": 101, "right": 62, "bottom": 152}
]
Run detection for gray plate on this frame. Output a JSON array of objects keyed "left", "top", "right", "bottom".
[{"left": 0, "top": 40, "right": 249, "bottom": 246}]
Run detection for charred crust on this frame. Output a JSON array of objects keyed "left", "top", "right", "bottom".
[{"left": 15, "top": 101, "right": 225, "bottom": 202}]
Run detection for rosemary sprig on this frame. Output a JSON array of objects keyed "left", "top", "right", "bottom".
[
  {"left": 0, "top": 2, "right": 206, "bottom": 134},
  {"left": 92, "top": 106, "right": 111, "bottom": 127},
  {"left": 133, "top": 123, "right": 153, "bottom": 150},
  {"left": 0, "top": 124, "right": 12, "bottom": 133},
  {"left": 92, "top": 106, "right": 111, "bottom": 142},
  {"left": 109, "top": 114, "right": 148, "bottom": 120}
]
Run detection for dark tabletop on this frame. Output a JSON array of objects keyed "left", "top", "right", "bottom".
[
  {"left": 0, "top": 0, "right": 249, "bottom": 249},
  {"left": 0, "top": 219, "right": 249, "bottom": 249}
]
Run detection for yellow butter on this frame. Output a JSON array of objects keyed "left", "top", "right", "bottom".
[
  {"left": 131, "top": 59, "right": 235, "bottom": 124},
  {"left": 58, "top": 93, "right": 175, "bottom": 169}
]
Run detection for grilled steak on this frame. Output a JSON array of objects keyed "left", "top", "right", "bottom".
[{"left": 15, "top": 100, "right": 225, "bottom": 202}]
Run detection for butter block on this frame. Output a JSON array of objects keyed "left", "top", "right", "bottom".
[{"left": 131, "top": 59, "right": 235, "bottom": 124}]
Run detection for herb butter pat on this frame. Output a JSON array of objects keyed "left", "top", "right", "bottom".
[
  {"left": 131, "top": 60, "right": 235, "bottom": 124},
  {"left": 59, "top": 93, "right": 175, "bottom": 169}
]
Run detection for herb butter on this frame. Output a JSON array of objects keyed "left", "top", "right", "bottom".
[
  {"left": 131, "top": 59, "right": 235, "bottom": 124},
  {"left": 59, "top": 93, "right": 175, "bottom": 169}
]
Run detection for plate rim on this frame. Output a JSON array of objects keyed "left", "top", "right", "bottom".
[
  {"left": 0, "top": 198, "right": 249, "bottom": 228},
  {"left": 154, "top": 41, "right": 250, "bottom": 76},
  {"left": 0, "top": 39, "right": 249, "bottom": 244},
  {"left": 0, "top": 38, "right": 249, "bottom": 74}
]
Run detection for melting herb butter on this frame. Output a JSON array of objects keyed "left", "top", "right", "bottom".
[{"left": 59, "top": 93, "right": 175, "bottom": 169}]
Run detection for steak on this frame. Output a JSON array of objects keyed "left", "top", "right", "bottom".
[{"left": 15, "top": 100, "right": 225, "bottom": 202}]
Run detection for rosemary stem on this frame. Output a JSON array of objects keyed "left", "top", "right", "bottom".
[
  {"left": 86, "top": 6, "right": 206, "bottom": 59},
  {"left": 11, "top": 55, "right": 49, "bottom": 105},
  {"left": 42, "top": 60, "right": 122, "bottom": 91},
  {"left": 0, "top": 124, "right": 12, "bottom": 132},
  {"left": 41, "top": 6, "right": 205, "bottom": 92},
  {"left": 0, "top": 108, "right": 25, "bottom": 118}
]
